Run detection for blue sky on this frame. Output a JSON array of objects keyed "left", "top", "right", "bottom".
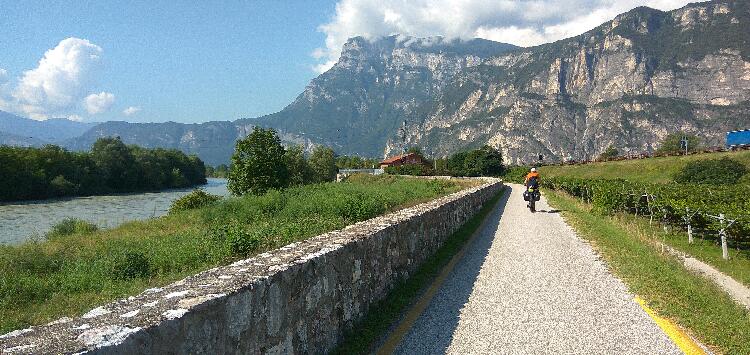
[
  {"left": 0, "top": 0, "right": 691, "bottom": 124},
  {"left": 0, "top": 0, "right": 336, "bottom": 123}
]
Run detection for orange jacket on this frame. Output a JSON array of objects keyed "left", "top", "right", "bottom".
[{"left": 524, "top": 171, "right": 540, "bottom": 186}]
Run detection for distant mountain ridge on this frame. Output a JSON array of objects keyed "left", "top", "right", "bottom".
[{"left": 0, "top": 111, "right": 97, "bottom": 146}]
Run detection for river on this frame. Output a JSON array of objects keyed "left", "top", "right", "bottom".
[{"left": 0, "top": 178, "right": 230, "bottom": 245}]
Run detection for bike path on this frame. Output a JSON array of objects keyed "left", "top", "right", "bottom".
[{"left": 391, "top": 184, "right": 683, "bottom": 354}]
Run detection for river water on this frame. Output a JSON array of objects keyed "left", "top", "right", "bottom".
[{"left": 0, "top": 178, "right": 229, "bottom": 245}]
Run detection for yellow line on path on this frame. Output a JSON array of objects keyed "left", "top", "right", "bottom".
[{"left": 634, "top": 296, "right": 706, "bottom": 355}]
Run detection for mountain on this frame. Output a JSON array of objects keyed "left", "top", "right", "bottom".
[
  {"left": 388, "top": 0, "right": 750, "bottom": 163},
  {"left": 0, "top": 111, "right": 97, "bottom": 145},
  {"left": 241, "top": 36, "right": 518, "bottom": 156},
  {"left": 56, "top": 0, "right": 750, "bottom": 165},
  {"left": 64, "top": 121, "right": 245, "bottom": 166}
]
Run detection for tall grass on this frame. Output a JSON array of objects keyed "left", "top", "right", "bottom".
[{"left": 0, "top": 175, "right": 464, "bottom": 333}]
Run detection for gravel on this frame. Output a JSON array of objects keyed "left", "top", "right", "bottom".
[{"left": 394, "top": 184, "right": 682, "bottom": 354}]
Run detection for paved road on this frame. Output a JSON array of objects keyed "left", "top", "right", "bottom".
[{"left": 393, "top": 184, "right": 682, "bottom": 354}]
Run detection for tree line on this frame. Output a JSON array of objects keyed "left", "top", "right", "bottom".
[
  {"left": 385, "top": 146, "right": 505, "bottom": 177},
  {"left": 227, "top": 127, "right": 338, "bottom": 195},
  {"left": 0, "top": 137, "right": 207, "bottom": 201}
]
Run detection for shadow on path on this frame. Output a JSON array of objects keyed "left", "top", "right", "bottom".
[{"left": 394, "top": 187, "right": 511, "bottom": 354}]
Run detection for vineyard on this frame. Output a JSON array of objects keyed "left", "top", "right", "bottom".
[{"left": 545, "top": 177, "right": 750, "bottom": 258}]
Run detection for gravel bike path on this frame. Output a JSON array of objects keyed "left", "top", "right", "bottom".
[{"left": 392, "top": 184, "right": 682, "bottom": 354}]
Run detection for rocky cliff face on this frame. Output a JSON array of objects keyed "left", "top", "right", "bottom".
[
  {"left": 243, "top": 36, "right": 518, "bottom": 156},
  {"left": 389, "top": 0, "right": 750, "bottom": 163}
]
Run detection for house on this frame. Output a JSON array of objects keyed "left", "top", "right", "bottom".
[{"left": 379, "top": 153, "right": 423, "bottom": 168}]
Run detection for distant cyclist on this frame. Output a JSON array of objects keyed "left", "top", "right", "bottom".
[{"left": 524, "top": 167, "right": 540, "bottom": 188}]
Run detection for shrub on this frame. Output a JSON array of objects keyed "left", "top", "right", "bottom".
[
  {"left": 45, "top": 218, "right": 98, "bottom": 240},
  {"left": 169, "top": 189, "right": 221, "bottom": 214},
  {"left": 597, "top": 145, "right": 619, "bottom": 161},
  {"left": 502, "top": 166, "right": 532, "bottom": 184},
  {"left": 674, "top": 158, "right": 747, "bottom": 185},
  {"left": 112, "top": 251, "right": 151, "bottom": 280},
  {"left": 213, "top": 223, "right": 265, "bottom": 256}
]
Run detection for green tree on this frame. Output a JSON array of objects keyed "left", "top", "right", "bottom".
[
  {"left": 598, "top": 145, "right": 619, "bottom": 161},
  {"left": 285, "top": 145, "right": 312, "bottom": 186},
  {"left": 228, "top": 127, "right": 288, "bottom": 195},
  {"left": 309, "top": 146, "right": 337, "bottom": 183},
  {"left": 656, "top": 133, "right": 701, "bottom": 155},
  {"left": 91, "top": 137, "right": 139, "bottom": 190},
  {"left": 463, "top": 145, "right": 504, "bottom": 177}
]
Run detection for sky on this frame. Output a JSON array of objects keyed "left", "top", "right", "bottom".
[{"left": 0, "top": 0, "right": 693, "bottom": 124}]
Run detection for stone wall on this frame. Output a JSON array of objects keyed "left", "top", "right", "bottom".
[{"left": 0, "top": 179, "right": 502, "bottom": 354}]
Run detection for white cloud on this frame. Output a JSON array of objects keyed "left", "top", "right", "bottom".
[
  {"left": 83, "top": 91, "right": 115, "bottom": 114},
  {"left": 67, "top": 114, "right": 84, "bottom": 122},
  {"left": 123, "top": 106, "right": 141, "bottom": 116},
  {"left": 5, "top": 37, "right": 111, "bottom": 120},
  {"left": 314, "top": 0, "right": 693, "bottom": 72}
]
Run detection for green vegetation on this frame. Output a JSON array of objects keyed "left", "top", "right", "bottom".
[
  {"left": 228, "top": 127, "right": 338, "bottom": 195},
  {"left": 656, "top": 132, "right": 701, "bottom": 155},
  {"left": 501, "top": 165, "right": 532, "bottom": 184},
  {"left": 335, "top": 155, "right": 379, "bottom": 169},
  {"left": 545, "top": 177, "right": 749, "bottom": 244},
  {"left": 539, "top": 150, "right": 750, "bottom": 184},
  {"left": 308, "top": 146, "right": 337, "bottom": 183},
  {"left": 545, "top": 191, "right": 750, "bottom": 354},
  {"left": 168, "top": 189, "right": 222, "bottom": 214},
  {"left": 0, "top": 137, "right": 207, "bottom": 202},
  {"left": 597, "top": 145, "right": 619, "bottom": 161},
  {"left": 0, "top": 175, "right": 464, "bottom": 333},
  {"left": 674, "top": 157, "right": 748, "bottom": 185},
  {"left": 333, "top": 189, "right": 503, "bottom": 354},
  {"left": 44, "top": 218, "right": 98, "bottom": 241},
  {"left": 228, "top": 127, "right": 289, "bottom": 195},
  {"left": 434, "top": 145, "right": 505, "bottom": 177},
  {"left": 205, "top": 164, "right": 229, "bottom": 178}
]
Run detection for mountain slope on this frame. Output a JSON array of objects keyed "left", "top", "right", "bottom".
[
  {"left": 393, "top": 0, "right": 750, "bottom": 163},
  {"left": 0, "top": 111, "right": 97, "bottom": 144},
  {"left": 64, "top": 121, "right": 249, "bottom": 166},
  {"left": 242, "top": 36, "right": 518, "bottom": 156}
]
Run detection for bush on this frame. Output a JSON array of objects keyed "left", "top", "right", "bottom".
[
  {"left": 213, "top": 223, "right": 265, "bottom": 256},
  {"left": 674, "top": 158, "right": 748, "bottom": 185},
  {"left": 169, "top": 189, "right": 221, "bottom": 214},
  {"left": 502, "top": 166, "right": 532, "bottom": 184},
  {"left": 112, "top": 251, "right": 151, "bottom": 280},
  {"left": 45, "top": 218, "right": 98, "bottom": 240}
]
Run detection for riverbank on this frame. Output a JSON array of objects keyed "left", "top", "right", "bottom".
[
  {"left": 0, "top": 179, "right": 229, "bottom": 244},
  {"left": 0, "top": 175, "right": 468, "bottom": 334}
]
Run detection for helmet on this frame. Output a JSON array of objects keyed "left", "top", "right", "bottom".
[{"left": 531, "top": 167, "right": 537, "bottom": 172}]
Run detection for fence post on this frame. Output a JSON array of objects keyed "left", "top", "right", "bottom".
[
  {"left": 686, "top": 208, "right": 694, "bottom": 244},
  {"left": 720, "top": 213, "right": 729, "bottom": 260}
]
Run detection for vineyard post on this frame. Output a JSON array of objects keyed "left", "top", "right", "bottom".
[
  {"left": 720, "top": 213, "right": 729, "bottom": 260},
  {"left": 685, "top": 207, "right": 693, "bottom": 244}
]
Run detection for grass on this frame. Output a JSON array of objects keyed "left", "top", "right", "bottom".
[
  {"left": 545, "top": 190, "right": 750, "bottom": 354},
  {"left": 540, "top": 150, "right": 750, "bottom": 184},
  {"left": 0, "top": 175, "right": 468, "bottom": 334},
  {"left": 332, "top": 188, "right": 504, "bottom": 354},
  {"left": 612, "top": 212, "right": 750, "bottom": 288}
]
